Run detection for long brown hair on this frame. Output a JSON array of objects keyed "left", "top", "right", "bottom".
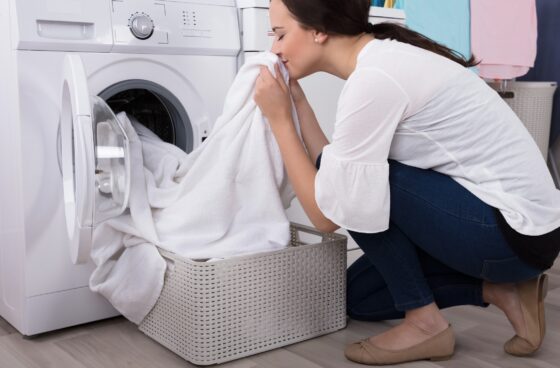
[{"left": 280, "top": 0, "right": 478, "bottom": 68}]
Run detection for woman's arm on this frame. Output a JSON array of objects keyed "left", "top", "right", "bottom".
[
  {"left": 289, "top": 80, "right": 329, "bottom": 164},
  {"left": 255, "top": 65, "right": 339, "bottom": 233}
]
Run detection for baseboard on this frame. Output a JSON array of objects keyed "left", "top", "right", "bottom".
[{"left": 23, "top": 287, "right": 118, "bottom": 336}]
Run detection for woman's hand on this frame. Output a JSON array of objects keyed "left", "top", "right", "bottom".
[{"left": 254, "top": 64, "right": 292, "bottom": 124}]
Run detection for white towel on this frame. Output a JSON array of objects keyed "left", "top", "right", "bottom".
[{"left": 89, "top": 52, "right": 298, "bottom": 324}]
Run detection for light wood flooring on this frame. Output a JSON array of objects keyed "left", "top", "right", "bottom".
[{"left": 1, "top": 260, "right": 559, "bottom": 368}]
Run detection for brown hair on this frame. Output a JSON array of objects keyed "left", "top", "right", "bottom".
[{"left": 280, "top": 0, "right": 478, "bottom": 68}]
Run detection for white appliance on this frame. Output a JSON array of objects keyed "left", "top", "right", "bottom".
[
  {"left": 237, "top": 1, "right": 406, "bottom": 264},
  {"left": 0, "top": 0, "right": 241, "bottom": 335}
]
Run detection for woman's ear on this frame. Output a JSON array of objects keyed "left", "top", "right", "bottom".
[{"left": 312, "top": 31, "right": 328, "bottom": 44}]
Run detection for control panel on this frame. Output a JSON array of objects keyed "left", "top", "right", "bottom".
[
  {"left": 11, "top": 0, "right": 240, "bottom": 53},
  {"left": 111, "top": 0, "right": 240, "bottom": 56}
]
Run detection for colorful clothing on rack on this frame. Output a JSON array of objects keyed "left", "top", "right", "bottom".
[
  {"left": 394, "top": 0, "right": 405, "bottom": 9},
  {"left": 471, "top": 0, "right": 537, "bottom": 80},
  {"left": 404, "top": 0, "right": 471, "bottom": 60}
]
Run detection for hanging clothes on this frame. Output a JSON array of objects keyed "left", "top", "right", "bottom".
[
  {"left": 372, "top": 0, "right": 385, "bottom": 7},
  {"left": 470, "top": 0, "right": 537, "bottom": 80},
  {"left": 394, "top": 0, "right": 405, "bottom": 10},
  {"left": 518, "top": 0, "right": 560, "bottom": 145},
  {"left": 384, "top": 0, "right": 395, "bottom": 8},
  {"left": 404, "top": 0, "right": 471, "bottom": 60}
]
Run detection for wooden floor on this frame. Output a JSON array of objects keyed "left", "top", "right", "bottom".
[{"left": 1, "top": 260, "right": 559, "bottom": 368}]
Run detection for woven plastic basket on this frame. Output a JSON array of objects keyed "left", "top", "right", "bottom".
[
  {"left": 490, "top": 81, "right": 557, "bottom": 159},
  {"left": 138, "top": 223, "right": 347, "bottom": 365}
]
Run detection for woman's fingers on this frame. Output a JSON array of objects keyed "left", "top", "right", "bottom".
[
  {"left": 254, "top": 63, "right": 293, "bottom": 121},
  {"left": 263, "top": 65, "right": 281, "bottom": 82},
  {"left": 274, "top": 63, "right": 289, "bottom": 93},
  {"left": 258, "top": 64, "right": 288, "bottom": 91}
]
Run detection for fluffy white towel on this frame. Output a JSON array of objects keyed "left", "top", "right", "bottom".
[{"left": 90, "top": 52, "right": 298, "bottom": 324}]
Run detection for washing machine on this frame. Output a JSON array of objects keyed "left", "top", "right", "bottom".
[
  {"left": 0, "top": 0, "right": 241, "bottom": 335},
  {"left": 238, "top": 1, "right": 406, "bottom": 264}
]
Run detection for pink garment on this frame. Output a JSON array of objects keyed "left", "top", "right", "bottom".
[{"left": 471, "top": 0, "right": 537, "bottom": 80}]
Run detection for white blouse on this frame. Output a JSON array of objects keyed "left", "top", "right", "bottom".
[{"left": 315, "top": 38, "right": 560, "bottom": 236}]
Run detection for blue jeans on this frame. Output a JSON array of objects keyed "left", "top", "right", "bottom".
[{"left": 347, "top": 160, "right": 542, "bottom": 321}]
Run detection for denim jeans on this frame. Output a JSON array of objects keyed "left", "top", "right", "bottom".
[{"left": 347, "top": 160, "right": 542, "bottom": 321}]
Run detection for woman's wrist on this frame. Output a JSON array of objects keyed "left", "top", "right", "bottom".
[
  {"left": 292, "top": 97, "right": 314, "bottom": 124},
  {"left": 269, "top": 115, "right": 298, "bottom": 137},
  {"left": 292, "top": 94, "right": 310, "bottom": 110}
]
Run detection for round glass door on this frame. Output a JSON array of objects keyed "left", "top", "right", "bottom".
[
  {"left": 60, "top": 55, "right": 131, "bottom": 264},
  {"left": 92, "top": 96, "right": 130, "bottom": 223}
]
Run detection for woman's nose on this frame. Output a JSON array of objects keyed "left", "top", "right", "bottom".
[{"left": 271, "top": 39, "right": 280, "bottom": 55}]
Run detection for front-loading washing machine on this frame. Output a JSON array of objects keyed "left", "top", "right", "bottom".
[{"left": 0, "top": 0, "right": 241, "bottom": 335}]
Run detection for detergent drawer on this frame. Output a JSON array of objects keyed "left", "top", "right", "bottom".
[{"left": 139, "top": 223, "right": 347, "bottom": 365}]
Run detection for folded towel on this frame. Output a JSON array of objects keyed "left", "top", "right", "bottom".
[
  {"left": 89, "top": 52, "right": 298, "bottom": 324},
  {"left": 384, "top": 0, "right": 395, "bottom": 8}
]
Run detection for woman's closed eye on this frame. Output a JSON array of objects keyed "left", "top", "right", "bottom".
[{"left": 268, "top": 31, "right": 284, "bottom": 41}]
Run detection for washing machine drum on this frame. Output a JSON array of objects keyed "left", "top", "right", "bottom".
[{"left": 61, "top": 54, "right": 195, "bottom": 265}]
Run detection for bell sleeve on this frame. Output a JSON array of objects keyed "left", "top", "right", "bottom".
[{"left": 314, "top": 67, "right": 410, "bottom": 233}]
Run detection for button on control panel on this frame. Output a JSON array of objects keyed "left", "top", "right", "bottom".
[
  {"left": 128, "top": 12, "right": 154, "bottom": 39},
  {"left": 181, "top": 9, "right": 211, "bottom": 38}
]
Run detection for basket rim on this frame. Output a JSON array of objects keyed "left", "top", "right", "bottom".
[
  {"left": 488, "top": 81, "right": 557, "bottom": 89},
  {"left": 159, "top": 222, "right": 347, "bottom": 264}
]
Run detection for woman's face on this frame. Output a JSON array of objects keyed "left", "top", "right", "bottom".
[{"left": 269, "top": 0, "right": 321, "bottom": 79}]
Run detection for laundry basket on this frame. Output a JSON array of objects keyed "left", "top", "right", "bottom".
[
  {"left": 138, "top": 223, "right": 347, "bottom": 365},
  {"left": 490, "top": 81, "right": 557, "bottom": 159}
]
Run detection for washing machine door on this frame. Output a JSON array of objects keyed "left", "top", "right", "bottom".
[{"left": 60, "top": 54, "right": 131, "bottom": 264}]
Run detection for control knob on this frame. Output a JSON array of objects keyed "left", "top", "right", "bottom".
[{"left": 129, "top": 13, "right": 154, "bottom": 40}]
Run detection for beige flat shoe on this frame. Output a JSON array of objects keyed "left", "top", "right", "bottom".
[
  {"left": 344, "top": 325, "right": 455, "bottom": 365},
  {"left": 504, "top": 273, "right": 548, "bottom": 356}
]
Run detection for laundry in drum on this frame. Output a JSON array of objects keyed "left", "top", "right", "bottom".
[{"left": 89, "top": 52, "right": 299, "bottom": 324}]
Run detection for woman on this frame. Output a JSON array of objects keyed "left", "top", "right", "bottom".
[{"left": 254, "top": 0, "right": 560, "bottom": 365}]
